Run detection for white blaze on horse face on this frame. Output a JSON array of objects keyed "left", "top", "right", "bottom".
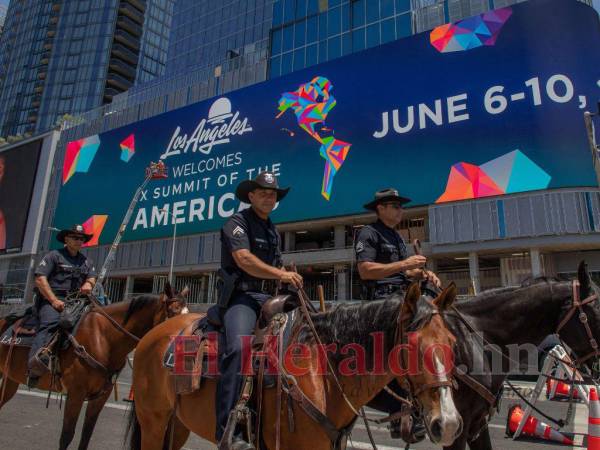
[
  {"left": 181, "top": 306, "right": 190, "bottom": 315},
  {"left": 435, "top": 354, "right": 462, "bottom": 445}
]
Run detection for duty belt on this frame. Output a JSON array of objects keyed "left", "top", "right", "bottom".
[{"left": 238, "top": 280, "right": 275, "bottom": 294}]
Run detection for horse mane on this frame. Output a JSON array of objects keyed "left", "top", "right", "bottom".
[
  {"left": 296, "top": 292, "right": 435, "bottom": 366},
  {"left": 121, "top": 294, "right": 161, "bottom": 325}
]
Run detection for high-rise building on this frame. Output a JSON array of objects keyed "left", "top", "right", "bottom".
[
  {"left": 0, "top": 5, "right": 7, "bottom": 33},
  {"left": 268, "top": 0, "right": 594, "bottom": 77},
  {"left": 0, "top": 0, "right": 174, "bottom": 137}
]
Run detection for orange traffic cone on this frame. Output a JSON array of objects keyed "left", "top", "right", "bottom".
[
  {"left": 506, "top": 404, "right": 573, "bottom": 445},
  {"left": 547, "top": 378, "right": 580, "bottom": 400},
  {"left": 123, "top": 386, "right": 134, "bottom": 403},
  {"left": 588, "top": 387, "right": 600, "bottom": 450}
]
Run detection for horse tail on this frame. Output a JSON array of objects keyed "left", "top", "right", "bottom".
[{"left": 125, "top": 400, "right": 141, "bottom": 450}]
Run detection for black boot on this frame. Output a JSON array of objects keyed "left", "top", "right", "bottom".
[{"left": 27, "top": 352, "right": 50, "bottom": 388}]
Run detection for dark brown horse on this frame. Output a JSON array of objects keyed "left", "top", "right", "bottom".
[
  {"left": 0, "top": 283, "right": 188, "bottom": 450},
  {"left": 371, "top": 262, "right": 600, "bottom": 450},
  {"left": 126, "top": 283, "right": 463, "bottom": 450}
]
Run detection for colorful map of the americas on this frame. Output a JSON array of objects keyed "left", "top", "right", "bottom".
[{"left": 277, "top": 76, "right": 351, "bottom": 200}]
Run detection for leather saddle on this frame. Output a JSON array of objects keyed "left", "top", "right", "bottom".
[
  {"left": 0, "top": 311, "right": 39, "bottom": 347},
  {"left": 162, "top": 294, "right": 300, "bottom": 394}
]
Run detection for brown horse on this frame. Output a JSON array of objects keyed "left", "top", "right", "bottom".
[
  {"left": 0, "top": 283, "right": 188, "bottom": 450},
  {"left": 127, "top": 283, "right": 463, "bottom": 450}
]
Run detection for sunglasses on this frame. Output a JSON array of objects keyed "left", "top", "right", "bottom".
[
  {"left": 382, "top": 203, "right": 403, "bottom": 210},
  {"left": 67, "top": 235, "right": 86, "bottom": 241}
]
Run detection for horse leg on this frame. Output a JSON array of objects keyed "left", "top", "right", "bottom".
[
  {"left": 59, "top": 390, "right": 86, "bottom": 450},
  {"left": 77, "top": 389, "right": 112, "bottom": 450},
  {"left": 167, "top": 417, "right": 191, "bottom": 450},
  {"left": 468, "top": 426, "right": 493, "bottom": 450},
  {"left": 138, "top": 408, "right": 174, "bottom": 450},
  {"left": 0, "top": 377, "right": 19, "bottom": 410}
]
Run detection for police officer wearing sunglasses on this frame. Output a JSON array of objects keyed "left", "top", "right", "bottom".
[
  {"left": 27, "top": 224, "right": 97, "bottom": 386},
  {"left": 355, "top": 189, "right": 441, "bottom": 444}
]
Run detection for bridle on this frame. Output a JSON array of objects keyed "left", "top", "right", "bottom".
[
  {"left": 395, "top": 297, "right": 457, "bottom": 419},
  {"left": 556, "top": 280, "right": 600, "bottom": 367}
]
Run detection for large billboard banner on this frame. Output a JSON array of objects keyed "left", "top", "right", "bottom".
[
  {"left": 0, "top": 140, "right": 42, "bottom": 253},
  {"left": 53, "top": 0, "right": 600, "bottom": 246}
]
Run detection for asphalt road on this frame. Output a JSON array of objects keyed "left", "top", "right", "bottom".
[{"left": 0, "top": 360, "right": 590, "bottom": 450}]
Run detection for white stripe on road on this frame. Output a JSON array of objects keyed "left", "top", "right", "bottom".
[{"left": 16, "top": 389, "right": 130, "bottom": 411}]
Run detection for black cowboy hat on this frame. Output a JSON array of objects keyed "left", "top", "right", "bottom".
[
  {"left": 363, "top": 188, "right": 411, "bottom": 211},
  {"left": 235, "top": 171, "right": 290, "bottom": 203},
  {"left": 56, "top": 224, "right": 93, "bottom": 244}
]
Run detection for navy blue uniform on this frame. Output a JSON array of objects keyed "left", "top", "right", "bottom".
[
  {"left": 216, "top": 207, "right": 281, "bottom": 441},
  {"left": 28, "top": 248, "right": 96, "bottom": 365},
  {"left": 355, "top": 220, "right": 409, "bottom": 299}
]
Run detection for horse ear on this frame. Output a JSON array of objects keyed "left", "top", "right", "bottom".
[
  {"left": 578, "top": 260, "right": 591, "bottom": 297},
  {"left": 180, "top": 286, "right": 190, "bottom": 299},
  {"left": 434, "top": 282, "right": 457, "bottom": 311},
  {"left": 402, "top": 282, "right": 421, "bottom": 318},
  {"left": 164, "top": 282, "right": 174, "bottom": 299}
]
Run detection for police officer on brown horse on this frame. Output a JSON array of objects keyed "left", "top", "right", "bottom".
[
  {"left": 217, "top": 172, "right": 303, "bottom": 450},
  {"left": 27, "top": 224, "right": 96, "bottom": 387},
  {"left": 356, "top": 188, "right": 441, "bottom": 443}
]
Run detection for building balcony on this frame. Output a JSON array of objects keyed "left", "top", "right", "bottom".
[
  {"left": 109, "top": 58, "right": 136, "bottom": 80},
  {"left": 27, "top": 114, "right": 38, "bottom": 123},
  {"left": 49, "top": 16, "right": 58, "bottom": 24},
  {"left": 111, "top": 43, "right": 139, "bottom": 65},
  {"left": 43, "top": 41, "right": 53, "bottom": 50},
  {"left": 103, "top": 87, "right": 121, "bottom": 103},
  {"left": 37, "top": 71, "right": 46, "bottom": 80},
  {"left": 34, "top": 83, "right": 44, "bottom": 93},
  {"left": 123, "top": 0, "right": 146, "bottom": 14},
  {"left": 114, "top": 29, "right": 140, "bottom": 51},
  {"left": 116, "top": 15, "right": 142, "bottom": 36},
  {"left": 106, "top": 72, "right": 133, "bottom": 91},
  {"left": 118, "top": 2, "right": 144, "bottom": 24}
]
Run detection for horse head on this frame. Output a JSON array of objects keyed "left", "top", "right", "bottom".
[
  {"left": 157, "top": 282, "right": 189, "bottom": 324},
  {"left": 556, "top": 261, "right": 600, "bottom": 376},
  {"left": 398, "top": 282, "right": 462, "bottom": 446}
]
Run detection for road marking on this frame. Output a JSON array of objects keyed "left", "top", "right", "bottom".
[{"left": 17, "top": 390, "right": 130, "bottom": 411}]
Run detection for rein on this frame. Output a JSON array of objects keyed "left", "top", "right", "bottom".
[{"left": 63, "top": 293, "right": 175, "bottom": 399}]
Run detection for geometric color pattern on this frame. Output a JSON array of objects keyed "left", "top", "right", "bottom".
[
  {"left": 277, "top": 76, "right": 351, "bottom": 200},
  {"left": 430, "top": 7, "right": 512, "bottom": 53},
  {"left": 63, "top": 135, "right": 100, "bottom": 185},
  {"left": 120, "top": 134, "right": 135, "bottom": 163},
  {"left": 81, "top": 214, "right": 108, "bottom": 247},
  {"left": 436, "top": 149, "right": 551, "bottom": 203}
]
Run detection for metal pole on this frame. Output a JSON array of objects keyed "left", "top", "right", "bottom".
[
  {"left": 584, "top": 111, "right": 600, "bottom": 186},
  {"left": 169, "top": 219, "right": 176, "bottom": 285}
]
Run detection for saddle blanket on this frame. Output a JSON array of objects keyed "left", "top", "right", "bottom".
[{"left": 162, "top": 308, "right": 297, "bottom": 393}]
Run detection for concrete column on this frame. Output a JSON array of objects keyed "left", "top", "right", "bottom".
[
  {"left": 530, "top": 248, "right": 543, "bottom": 278},
  {"left": 334, "top": 225, "right": 346, "bottom": 248},
  {"left": 124, "top": 275, "right": 134, "bottom": 301},
  {"left": 469, "top": 252, "right": 481, "bottom": 295},
  {"left": 334, "top": 264, "right": 348, "bottom": 301},
  {"left": 284, "top": 231, "right": 295, "bottom": 252}
]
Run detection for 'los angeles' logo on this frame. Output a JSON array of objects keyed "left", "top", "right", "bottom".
[{"left": 160, "top": 97, "right": 253, "bottom": 160}]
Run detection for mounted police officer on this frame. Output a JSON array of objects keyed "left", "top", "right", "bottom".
[
  {"left": 356, "top": 188, "right": 440, "bottom": 299},
  {"left": 355, "top": 188, "right": 441, "bottom": 444},
  {"left": 27, "top": 224, "right": 96, "bottom": 387},
  {"left": 216, "top": 172, "right": 303, "bottom": 450}
]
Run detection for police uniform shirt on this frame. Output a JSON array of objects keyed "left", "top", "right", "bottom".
[
  {"left": 355, "top": 220, "right": 408, "bottom": 285},
  {"left": 35, "top": 248, "right": 96, "bottom": 296},
  {"left": 220, "top": 208, "right": 282, "bottom": 286}
]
